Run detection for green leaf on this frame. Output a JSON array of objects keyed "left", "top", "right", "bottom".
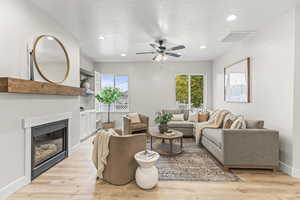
[
  {"left": 155, "top": 114, "right": 173, "bottom": 124},
  {"left": 95, "top": 87, "right": 124, "bottom": 105}
]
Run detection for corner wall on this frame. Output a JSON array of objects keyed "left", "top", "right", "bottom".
[
  {"left": 293, "top": 5, "right": 300, "bottom": 177},
  {"left": 212, "top": 9, "right": 295, "bottom": 170},
  {"left": 0, "top": 0, "right": 81, "bottom": 198}
]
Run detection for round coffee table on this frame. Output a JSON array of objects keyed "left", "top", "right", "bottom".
[{"left": 148, "top": 130, "right": 183, "bottom": 156}]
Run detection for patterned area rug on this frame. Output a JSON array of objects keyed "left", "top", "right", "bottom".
[{"left": 148, "top": 138, "right": 240, "bottom": 182}]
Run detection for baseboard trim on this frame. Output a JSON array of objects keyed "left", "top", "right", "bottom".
[
  {"left": 292, "top": 167, "right": 300, "bottom": 178},
  {"left": 70, "top": 143, "right": 80, "bottom": 155},
  {"left": 279, "top": 161, "right": 293, "bottom": 175},
  {"left": 279, "top": 161, "right": 300, "bottom": 179},
  {"left": 0, "top": 176, "right": 29, "bottom": 200}
]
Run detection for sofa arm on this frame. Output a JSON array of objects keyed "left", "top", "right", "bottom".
[
  {"left": 139, "top": 114, "right": 149, "bottom": 129},
  {"left": 222, "top": 129, "right": 279, "bottom": 167},
  {"left": 122, "top": 116, "right": 132, "bottom": 135}
]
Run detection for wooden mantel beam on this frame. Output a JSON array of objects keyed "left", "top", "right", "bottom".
[{"left": 0, "top": 77, "right": 84, "bottom": 96}]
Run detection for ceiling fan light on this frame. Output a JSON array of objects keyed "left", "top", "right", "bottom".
[
  {"left": 162, "top": 55, "right": 168, "bottom": 61},
  {"left": 227, "top": 14, "right": 237, "bottom": 22},
  {"left": 98, "top": 35, "right": 105, "bottom": 40},
  {"left": 155, "top": 54, "right": 162, "bottom": 62}
]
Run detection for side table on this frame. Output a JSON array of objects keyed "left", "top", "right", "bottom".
[{"left": 134, "top": 150, "right": 160, "bottom": 189}]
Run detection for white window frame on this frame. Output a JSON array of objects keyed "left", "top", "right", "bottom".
[
  {"left": 99, "top": 74, "right": 130, "bottom": 113},
  {"left": 175, "top": 73, "right": 207, "bottom": 109}
]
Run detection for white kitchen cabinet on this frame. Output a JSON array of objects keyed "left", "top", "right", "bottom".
[{"left": 80, "top": 110, "right": 97, "bottom": 141}]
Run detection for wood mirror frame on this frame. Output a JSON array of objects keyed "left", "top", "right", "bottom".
[
  {"left": 224, "top": 57, "right": 250, "bottom": 103},
  {"left": 32, "top": 35, "right": 70, "bottom": 84}
]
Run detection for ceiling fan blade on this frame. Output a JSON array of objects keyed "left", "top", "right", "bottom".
[
  {"left": 167, "top": 45, "right": 186, "bottom": 51},
  {"left": 150, "top": 43, "right": 160, "bottom": 50},
  {"left": 136, "top": 52, "right": 156, "bottom": 55},
  {"left": 166, "top": 52, "right": 182, "bottom": 57},
  {"left": 152, "top": 55, "right": 158, "bottom": 61}
]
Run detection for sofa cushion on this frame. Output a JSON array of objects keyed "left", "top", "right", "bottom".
[
  {"left": 246, "top": 120, "right": 264, "bottom": 129},
  {"left": 202, "top": 128, "right": 224, "bottom": 149},
  {"left": 168, "top": 121, "right": 194, "bottom": 128},
  {"left": 162, "top": 109, "right": 183, "bottom": 115},
  {"left": 131, "top": 123, "right": 147, "bottom": 130}
]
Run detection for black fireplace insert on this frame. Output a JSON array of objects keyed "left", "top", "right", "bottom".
[{"left": 31, "top": 119, "right": 68, "bottom": 180}]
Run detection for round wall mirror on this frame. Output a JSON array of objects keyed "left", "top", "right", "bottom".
[{"left": 32, "top": 35, "right": 70, "bottom": 84}]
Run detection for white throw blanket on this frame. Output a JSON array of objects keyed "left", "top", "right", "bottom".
[
  {"left": 92, "top": 129, "right": 118, "bottom": 179},
  {"left": 194, "top": 110, "right": 230, "bottom": 145}
]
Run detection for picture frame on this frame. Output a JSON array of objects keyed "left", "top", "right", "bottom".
[{"left": 224, "top": 57, "right": 250, "bottom": 103}]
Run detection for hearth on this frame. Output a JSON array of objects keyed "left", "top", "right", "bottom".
[{"left": 31, "top": 119, "right": 68, "bottom": 180}]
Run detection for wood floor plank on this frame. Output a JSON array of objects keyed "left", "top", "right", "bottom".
[{"left": 7, "top": 137, "right": 300, "bottom": 200}]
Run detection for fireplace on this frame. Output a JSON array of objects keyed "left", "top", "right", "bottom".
[{"left": 31, "top": 119, "right": 68, "bottom": 180}]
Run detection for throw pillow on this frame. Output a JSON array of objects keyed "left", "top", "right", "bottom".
[
  {"left": 198, "top": 112, "right": 209, "bottom": 122},
  {"left": 188, "top": 112, "right": 198, "bottom": 122},
  {"left": 127, "top": 113, "right": 141, "bottom": 123},
  {"left": 224, "top": 119, "right": 234, "bottom": 129},
  {"left": 208, "top": 109, "right": 221, "bottom": 123},
  {"left": 171, "top": 114, "right": 185, "bottom": 121},
  {"left": 230, "top": 116, "right": 246, "bottom": 129},
  {"left": 223, "top": 113, "right": 238, "bottom": 128}
]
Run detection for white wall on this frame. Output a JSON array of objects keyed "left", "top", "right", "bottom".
[
  {"left": 0, "top": 0, "right": 80, "bottom": 197},
  {"left": 80, "top": 54, "right": 95, "bottom": 72},
  {"left": 212, "top": 9, "right": 295, "bottom": 169},
  {"left": 95, "top": 61, "right": 212, "bottom": 127},
  {"left": 293, "top": 6, "right": 300, "bottom": 176}
]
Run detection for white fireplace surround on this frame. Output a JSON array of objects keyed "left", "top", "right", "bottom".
[{"left": 22, "top": 112, "right": 73, "bottom": 184}]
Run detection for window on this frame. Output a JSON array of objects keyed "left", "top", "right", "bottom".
[
  {"left": 99, "top": 75, "right": 129, "bottom": 112},
  {"left": 176, "top": 74, "right": 204, "bottom": 109}
]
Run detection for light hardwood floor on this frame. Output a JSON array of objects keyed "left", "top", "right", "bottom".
[{"left": 8, "top": 137, "right": 300, "bottom": 200}]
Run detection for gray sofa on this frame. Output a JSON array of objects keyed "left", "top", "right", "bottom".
[
  {"left": 161, "top": 109, "right": 279, "bottom": 171},
  {"left": 202, "top": 124, "right": 279, "bottom": 171},
  {"left": 162, "top": 109, "right": 194, "bottom": 137}
]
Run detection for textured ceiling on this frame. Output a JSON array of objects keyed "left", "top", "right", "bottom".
[{"left": 30, "top": 0, "right": 299, "bottom": 62}]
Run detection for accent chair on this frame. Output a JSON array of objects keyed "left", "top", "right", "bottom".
[
  {"left": 102, "top": 129, "right": 146, "bottom": 185},
  {"left": 122, "top": 113, "right": 149, "bottom": 135}
]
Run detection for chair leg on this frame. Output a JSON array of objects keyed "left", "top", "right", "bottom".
[{"left": 272, "top": 167, "right": 277, "bottom": 173}]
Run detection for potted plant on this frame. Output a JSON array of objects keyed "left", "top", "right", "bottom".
[
  {"left": 95, "top": 87, "right": 123, "bottom": 129},
  {"left": 155, "top": 113, "right": 173, "bottom": 133}
]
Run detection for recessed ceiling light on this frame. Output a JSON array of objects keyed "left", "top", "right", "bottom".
[
  {"left": 226, "top": 14, "right": 237, "bottom": 22},
  {"left": 98, "top": 35, "right": 105, "bottom": 40},
  {"left": 200, "top": 45, "right": 207, "bottom": 49},
  {"left": 121, "top": 53, "right": 127, "bottom": 57}
]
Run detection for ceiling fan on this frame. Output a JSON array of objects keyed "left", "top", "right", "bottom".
[{"left": 136, "top": 39, "right": 186, "bottom": 62}]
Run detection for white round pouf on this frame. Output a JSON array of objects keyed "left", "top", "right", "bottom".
[{"left": 134, "top": 150, "right": 160, "bottom": 189}]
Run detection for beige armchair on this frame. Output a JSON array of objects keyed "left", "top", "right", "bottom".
[
  {"left": 103, "top": 129, "right": 146, "bottom": 185},
  {"left": 122, "top": 114, "right": 149, "bottom": 135}
]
